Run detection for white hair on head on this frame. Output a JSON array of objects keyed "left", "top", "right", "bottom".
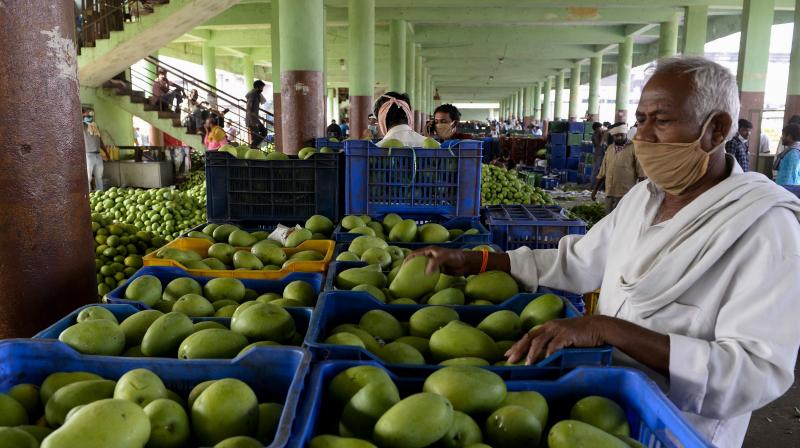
[{"left": 649, "top": 56, "right": 740, "bottom": 139}]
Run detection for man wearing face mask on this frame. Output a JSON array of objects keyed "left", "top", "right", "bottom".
[
  {"left": 407, "top": 57, "right": 800, "bottom": 448},
  {"left": 428, "top": 104, "right": 471, "bottom": 141},
  {"left": 591, "top": 125, "right": 645, "bottom": 214}
]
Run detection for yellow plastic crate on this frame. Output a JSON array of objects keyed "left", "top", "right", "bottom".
[
  {"left": 143, "top": 238, "right": 335, "bottom": 280},
  {"left": 585, "top": 289, "right": 600, "bottom": 315}
]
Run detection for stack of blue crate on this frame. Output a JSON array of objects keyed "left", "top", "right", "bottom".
[
  {"left": 562, "top": 122, "right": 591, "bottom": 182},
  {"left": 548, "top": 132, "right": 567, "bottom": 170}
]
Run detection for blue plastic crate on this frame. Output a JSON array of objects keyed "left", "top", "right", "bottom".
[
  {"left": 305, "top": 291, "right": 609, "bottom": 373},
  {"left": 103, "top": 266, "right": 324, "bottom": 309},
  {"left": 486, "top": 204, "right": 587, "bottom": 251},
  {"left": 567, "top": 121, "right": 586, "bottom": 134},
  {"left": 0, "top": 339, "right": 310, "bottom": 448},
  {"left": 313, "top": 137, "right": 344, "bottom": 151},
  {"left": 206, "top": 151, "right": 343, "bottom": 224},
  {"left": 332, "top": 215, "right": 489, "bottom": 246},
  {"left": 540, "top": 176, "right": 559, "bottom": 190},
  {"left": 565, "top": 170, "right": 579, "bottom": 183},
  {"left": 549, "top": 156, "right": 567, "bottom": 170},
  {"left": 549, "top": 144, "right": 567, "bottom": 159},
  {"left": 290, "top": 363, "right": 712, "bottom": 448},
  {"left": 567, "top": 157, "right": 580, "bottom": 170},
  {"left": 583, "top": 165, "right": 593, "bottom": 177},
  {"left": 550, "top": 133, "right": 567, "bottom": 145},
  {"left": 783, "top": 185, "right": 800, "bottom": 198},
  {"left": 34, "top": 303, "right": 312, "bottom": 345},
  {"left": 344, "top": 139, "right": 482, "bottom": 217}
]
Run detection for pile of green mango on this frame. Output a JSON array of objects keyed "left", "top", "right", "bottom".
[
  {"left": 59, "top": 290, "right": 309, "bottom": 358},
  {"left": 481, "top": 164, "right": 555, "bottom": 206},
  {"left": 337, "top": 213, "right": 481, "bottom": 245},
  {"left": 321, "top": 293, "right": 565, "bottom": 366},
  {"left": 334, "top": 255, "right": 517, "bottom": 306},
  {"left": 311, "top": 365, "right": 639, "bottom": 448},
  {"left": 378, "top": 137, "right": 441, "bottom": 149},
  {"left": 91, "top": 213, "right": 165, "bottom": 297},
  {"left": 219, "top": 144, "right": 338, "bottom": 161},
  {"left": 0, "top": 368, "right": 282, "bottom": 448},
  {"left": 160, "top": 216, "right": 335, "bottom": 271}
]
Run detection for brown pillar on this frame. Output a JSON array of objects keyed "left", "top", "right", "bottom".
[
  {"left": 739, "top": 92, "right": 765, "bottom": 169},
  {"left": 0, "top": 0, "right": 96, "bottom": 337},
  {"left": 588, "top": 113, "right": 600, "bottom": 122},
  {"left": 280, "top": 72, "right": 324, "bottom": 153},
  {"left": 273, "top": 93, "right": 282, "bottom": 151},
  {"left": 786, "top": 96, "right": 800, "bottom": 122},
  {"left": 350, "top": 96, "right": 371, "bottom": 140},
  {"left": 414, "top": 110, "right": 422, "bottom": 133}
]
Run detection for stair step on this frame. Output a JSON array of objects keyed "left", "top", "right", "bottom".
[
  {"left": 158, "top": 111, "right": 180, "bottom": 120},
  {"left": 172, "top": 118, "right": 183, "bottom": 127},
  {"left": 143, "top": 103, "right": 158, "bottom": 112}
]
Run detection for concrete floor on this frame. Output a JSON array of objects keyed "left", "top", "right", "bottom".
[{"left": 743, "top": 359, "right": 800, "bottom": 447}]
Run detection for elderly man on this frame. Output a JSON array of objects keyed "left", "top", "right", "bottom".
[
  {"left": 410, "top": 57, "right": 800, "bottom": 447},
  {"left": 592, "top": 124, "right": 645, "bottom": 214}
]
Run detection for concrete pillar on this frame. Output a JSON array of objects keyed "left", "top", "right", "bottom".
[
  {"left": 737, "top": 0, "right": 775, "bottom": 169},
  {"left": 406, "top": 37, "right": 416, "bottom": 126},
  {"left": 271, "top": 0, "right": 282, "bottom": 150},
  {"left": 658, "top": 12, "right": 680, "bottom": 58},
  {"left": 542, "top": 76, "right": 553, "bottom": 122},
  {"left": 423, "top": 67, "right": 431, "bottom": 127},
  {"left": 512, "top": 92, "right": 519, "bottom": 121},
  {"left": 348, "top": 0, "right": 374, "bottom": 140},
  {"left": 331, "top": 88, "right": 340, "bottom": 123},
  {"left": 243, "top": 54, "right": 254, "bottom": 92},
  {"left": 518, "top": 88, "right": 525, "bottom": 119},
  {"left": 554, "top": 71, "right": 565, "bottom": 120},
  {"left": 279, "top": 0, "right": 325, "bottom": 154},
  {"left": 532, "top": 83, "right": 541, "bottom": 122},
  {"left": 616, "top": 36, "right": 634, "bottom": 123},
  {"left": 389, "top": 19, "right": 406, "bottom": 92},
  {"left": 588, "top": 55, "right": 602, "bottom": 122},
  {"left": 522, "top": 87, "right": 532, "bottom": 126},
  {"left": 786, "top": 0, "right": 800, "bottom": 121},
  {"left": 683, "top": 6, "right": 709, "bottom": 56},
  {"left": 415, "top": 50, "right": 423, "bottom": 131},
  {"left": 568, "top": 61, "right": 582, "bottom": 121},
  {"left": 144, "top": 52, "right": 163, "bottom": 146},
  {"left": 0, "top": 0, "right": 96, "bottom": 337},
  {"left": 202, "top": 41, "right": 216, "bottom": 89}
]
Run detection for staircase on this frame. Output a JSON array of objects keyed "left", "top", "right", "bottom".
[
  {"left": 77, "top": 0, "right": 241, "bottom": 87},
  {"left": 98, "top": 56, "right": 274, "bottom": 151}
]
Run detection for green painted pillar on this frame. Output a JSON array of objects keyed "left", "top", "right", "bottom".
[
  {"left": 271, "top": 0, "right": 282, "bottom": 150},
  {"left": 522, "top": 87, "right": 532, "bottom": 124},
  {"left": 144, "top": 51, "right": 162, "bottom": 146},
  {"left": 202, "top": 41, "right": 216, "bottom": 89},
  {"left": 424, "top": 67, "right": 431, "bottom": 124},
  {"left": 518, "top": 88, "right": 525, "bottom": 119},
  {"left": 415, "top": 50, "right": 423, "bottom": 130},
  {"left": 532, "top": 83, "right": 541, "bottom": 122},
  {"left": 390, "top": 19, "right": 406, "bottom": 92},
  {"left": 683, "top": 5, "right": 709, "bottom": 56},
  {"left": 279, "top": 0, "right": 325, "bottom": 154},
  {"left": 785, "top": 0, "right": 800, "bottom": 120},
  {"left": 658, "top": 12, "right": 680, "bottom": 58},
  {"left": 588, "top": 55, "right": 602, "bottom": 122},
  {"left": 406, "top": 37, "right": 416, "bottom": 113},
  {"left": 737, "top": 0, "right": 774, "bottom": 169},
  {"left": 243, "top": 53, "right": 254, "bottom": 92},
  {"left": 542, "top": 76, "right": 553, "bottom": 122},
  {"left": 512, "top": 92, "right": 519, "bottom": 120},
  {"left": 568, "top": 61, "right": 581, "bottom": 121},
  {"left": 554, "top": 71, "right": 565, "bottom": 120},
  {"left": 616, "top": 36, "right": 633, "bottom": 123},
  {"left": 348, "top": 0, "right": 374, "bottom": 140}
]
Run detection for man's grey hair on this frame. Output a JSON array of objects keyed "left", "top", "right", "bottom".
[{"left": 650, "top": 56, "right": 740, "bottom": 139}]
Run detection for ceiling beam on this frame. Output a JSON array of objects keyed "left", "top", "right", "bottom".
[{"left": 413, "top": 25, "right": 627, "bottom": 45}]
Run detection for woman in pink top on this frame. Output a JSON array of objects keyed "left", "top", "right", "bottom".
[{"left": 203, "top": 118, "right": 227, "bottom": 150}]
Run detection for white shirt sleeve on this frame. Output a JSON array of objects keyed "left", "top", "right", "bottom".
[
  {"left": 668, "top": 207, "right": 800, "bottom": 419},
  {"left": 507, "top": 205, "right": 617, "bottom": 294}
]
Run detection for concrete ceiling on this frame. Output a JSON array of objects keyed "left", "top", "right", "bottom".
[{"left": 172, "top": 0, "right": 797, "bottom": 102}]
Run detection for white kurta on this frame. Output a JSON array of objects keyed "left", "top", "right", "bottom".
[
  {"left": 508, "top": 159, "right": 800, "bottom": 448},
  {"left": 376, "top": 124, "right": 428, "bottom": 148}
]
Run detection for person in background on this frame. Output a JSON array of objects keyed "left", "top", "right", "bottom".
[
  {"left": 775, "top": 124, "right": 800, "bottom": 186},
  {"left": 374, "top": 92, "right": 427, "bottom": 147},
  {"left": 592, "top": 125, "right": 644, "bottom": 214},
  {"left": 759, "top": 132, "right": 770, "bottom": 154},
  {"left": 327, "top": 119, "right": 343, "bottom": 139},
  {"left": 83, "top": 112, "right": 108, "bottom": 191},
  {"left": 430, "top": 103, "right": 470, "bottom": 140},
  {"left": 340, "top": 118, "right": 350, "bottom": 138},
  {"left": 590, "top": 122, "right": 609, "bottom": 185},
  {"left": 774, "top": 115, "right": 800, "bottom": 177},
  {"left": 531, "top": 124, "right": 543, "bottom": 137},
  {"left": 225, "top": 120, "right": 239, "bottom": 143},
  {"left": 490, "top": 125, "right": 499, "bottom": 138},
  {"left": 627, "top": 122, "right": 638, "bottom": 141},
  {"left": 203, "top": 118, "right": 227, "bottom": 151},
  {"left": 245, "top": 80, "right": 267, "bottom": 149},
  {"left": 150, "top": 68, "right": 183, "bottom": 113},
  {"left": 725, "top": 118, "right": 752, "bottom": 171},
  {"left": 367, "top": 115, "right": 379, "bottom": 139},
  {"left": 133, "top": 127, "right": 142, "bottom": 146},
  {"left": 411, "top": 56, "right": 800, "bottom": 448}
]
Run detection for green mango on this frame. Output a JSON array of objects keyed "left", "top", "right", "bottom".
[
  {"left": 395, "top": 336, "right": 430, "bottom": 359},
  {"left": 213, "top": 224, "right": 241, "bottom": 242},
  {"left": 192, "top": 379, "right": 259, "bottom": 446},
  {"left": 14, "top": 425, "right": 53, "bottom": 444},
  {"left": 172, "top": 293, "right": 215, "bottom": 317},
  {"left": 214, "top": 436, "right": 263, "bottom": 447},
  {"left": 41, "top": 399, "right": 150, "bottom": 448},
  {"left": 359, "top": 310, "right": 404, "bottom": 342},
  {"left": 421, "top": 137, "right": 442, "bottom": 149},
  {"left": 208, "top": 243, "right": 237, "bottom": 265},
  {"left": 289, "top": 250, "right": 324, "bottom": 261},
  {"left": 251, "top": 231, "right": 269, "bottom": 241},
  {"left": 178, "top": 328, "right": 249, "bottom": 359},
  {"left": 382, "top": 213, "right": 403, "bottom": 231},
  {"left": 341, "top": 381, "right": 401, "bottom": 439},
  {"left": 388, "top": 219, "right": 417, "bottom": 243},
  {"left": 332, "top": 326, "right": 381, "bottom": 354},
  {"left": 570, "top": 396, "right": 630, "bottom": 436},
  {"left": 285, "top": 228, "right": 313, "bottom": 248},
  {"left": 203, "top": 257, "right": 229, "bottom": 270},
  {"left": 59, "top": 319, "right": 125, "bottom": 356},
  {"left": 310, "top": 435, "right": 377, "bottom": 448},
  {"left": 485, "top": 405, "right": 542, "bottom": 448},
  {"left": 187, "top": 381, "right": 217, "bottom": 409},
  {"left": 429, "top": 321, "right": 498, "bottom": 362},
  {"left": 548, "top": 420, "right": 629, "bottom": 448},
  {"left": 447, "top": 229, "right": 465, "bottom": 240},
  {"left": 40, "top": 372, "right": 102, "bottom": 406},
  {"left": 419, "top": 223, "right": 450, "bottom": 243},
  {"left": 140, "top": 311, "right": 194, "bottom": 357},
  {"left": 306, "top": 215, "right": 334, "bottom": 235},
  {"left": 215, "top": 305, "right": 238, "bottom": 318},
  {"left": 329, "top": 365, "right": 395, "bottom": 406},
  {"left": 124, "top": 274, "right": 162, "bottom": 306},
  {"left": 336, "top": 251, "right": 360, "bottom": 262},
  {"left": 409, "top": 306, "right": 459, "bottom": 338},
  {"left": 336, "top": 267, "right": 387, "bottom": 290},
  {"left": 361, "top": 247, "right": 391, "bottom": 268},
  {"left": 157, "top": 248, "right": 202, "bottom": 265},
  {"left": 341, "top": 215, "right": 367, "bottom": 230},
  {"left": 283, "top": 280, "right": 316, "bottom": 306},
  {"left": 238, "top": 341, "right": 281, "bottom": 357},
  {"left": 348, "top": 235, "right": 388, "bottom": 257},
  {"left": 501, "top": 391, "right": 549, "bottom": 428},
  {"left": 521, "top": 294, "right": 564, "bottom": 329},
  {"left": 0, "top": 427, "right": 38, "bottom": 448},
  {"left": 77, "top": 306, "right": 118, "bottom": 324},
  {"left": 617, "top": 435, "right": 645, "bottom": 448},
  {"left": 428, "top": 288, "right": 465, "bottom": 306},
  {"left": 0, "top": 393, "right": 28, "bottom": 426},
  {"left": 436, "top": 411, "right": 483, "bottom": 448},
  {"left": 256, "top": 402, "right": 283, "bottom": 443},
  {"left": 477, "top": 310, "right": 522, "bottom": 341},
  {"left": 233, "top": 251, "right": 264, "bottom": 270},
  {"left": 252, "top": 242, "right": 287, "bottom": 265},
  {"left": 143, "top": 398, "right": 190, "bottom": 448},
  {"left": 379, "top": 138, "right": 406, "bottom": 149},
  {"left": 379, "top": 342, "right": 426, "bottom": 365},
  {"left": 352, "top": 284, "right": 386, "bottom": 302},
  {"left": 266, "top": 151, "right": 290, "bottom": 160},
  {"left": 465, "top": 271, "right": 519, "bottom": 303},
  {"left": 203, "top": 223, "right": 220, "bottom": 236},
  {"left": 424, "top": 366, "right": 506, "bottom": 414},
  {"left": 229, "top": 230, "right": 257, "bottom": 247},
  {"left": 349, "top": 226, "right": 376, "bottom": 237},
  {"left": 204, "top": 278, "right": 246, "bottom": 303},
  {"left": 231, "top": 302, "right": 295, "bottom": 342},
  {"left": 433, "top": 274, "right": 459, "bottom": 293},
  {"left": 389, "top": 256, "right": 440, "bottom": 300},
  {"left": 113, "top": 368, "right": 167, "bottom": 407},
  {"left": 8, "top": 383, "right": 40, "bottom": 420},
  {"left": 439, "top": 357, "right": 490, "bottom": 367},
  {"left": 374, "top": 393, "right": 454, "bottom": 448},
  {"left": 188, "top": 231, "right": 214, "bottom": 243},
  {"left": 162, "top": 277, "right": 202, "bottom": 302},
  {"left": 46, "top": 379, "right": 116, "bottom": 427},
  {"left": 325, "top": 333, "right": 366, "bottom": 348},
  {"left": 184, "top": 260, "right": 211, "bottom": 270}
]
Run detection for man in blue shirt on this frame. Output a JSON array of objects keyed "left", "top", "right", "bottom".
[
  {"left": 339, "top": 118, "right": 349, "bottom": 138},
  {"left": 725, "top": 118, "right": 751, "bottom": 171},
  {"left": 776, "top": 123, "right": 800, "bottom": 186}
]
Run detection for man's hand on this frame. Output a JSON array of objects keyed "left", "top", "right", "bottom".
[
  {"left": 505, "top": 316, "right": 605, "bottom": 365},
  {"left": 405, "top": 247, "right": 473, "bottom": 276}
]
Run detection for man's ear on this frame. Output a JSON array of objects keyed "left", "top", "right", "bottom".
[{"left": 708, "top": 112, "right": 733, "bottom": 149}]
